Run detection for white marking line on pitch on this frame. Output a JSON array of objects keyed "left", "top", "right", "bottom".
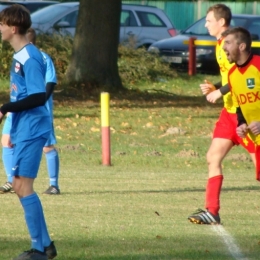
[{"left": 211, "top": 225, "right": 248, "bottom": 260}]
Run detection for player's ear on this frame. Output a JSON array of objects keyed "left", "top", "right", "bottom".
[
  {"left": 12, "top": 26, "right": 18, "bottom": 34},
  {"left": 239, "top": 42, "right": 246, "bottom": 51},
  {"left": 219, "top": 18, "right": 226, "bottom": 27}
]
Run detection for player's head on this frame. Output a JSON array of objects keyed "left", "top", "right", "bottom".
[
  {"left": 26, "top": 27, "right": 37, "bottom": 45},
  {"left": 0, "top": 4, "right": 31, "bottom": 36},
  {"left": 205, "top": 4, "right": 232, "bottom": 39},
  {"left": 222, "top": 27, "right": 251, "bottom": 64}
]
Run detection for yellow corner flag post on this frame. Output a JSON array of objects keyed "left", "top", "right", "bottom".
[{"left": 101, "top": 92, "right": 111, "bottom": 166}]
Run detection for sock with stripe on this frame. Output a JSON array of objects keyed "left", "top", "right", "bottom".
[
  {"left": 205, "top": 175, "right": 223, "bottom": 216},
  {"left": 36, "top": 196, "right": 51, "bottom": 247},
  {"left": 20, "top": 193, "right": 44, "bottom": 252},
  {"left": 45, "top": 149, "right": 60, "bottom": 188}
]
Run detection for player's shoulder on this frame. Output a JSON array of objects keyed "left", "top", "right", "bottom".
[
  {"left": 249, "top": 55, "right": 260, "bottom": 70},
  {"left": 41, "top": 51, "right": 50, "bottom": 60},
  {"left": 228, "top": 63, "right": 237, "bottom": 75}
]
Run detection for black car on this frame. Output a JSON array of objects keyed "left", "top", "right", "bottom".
[
  {"left": 0, "top": 1, "right": 59, "bottom": 13},
  {"left": 148, "top": 14, "right": 260, "bottom": 73}
]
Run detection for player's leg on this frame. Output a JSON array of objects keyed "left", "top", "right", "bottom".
[
  {"left": 255, "top": 146, "right": 260, "bottom": 181},
  {"left": 188, "top": 108, "right": 235, "bottom": 225},
  {"left": 12, "top": 138, "right": 57, "bottom": 260},
  {"left": 42, "top": 126, "right": 60, "bottom": 195},
  {"left": 188, "top": 138, "right": 233, "bottom": 224},
  {"left": 0, "top": 114, "right": 14, "bottom": 193},
  {"left": 237, "top": 134, "right": 256, "bottom": 176}
]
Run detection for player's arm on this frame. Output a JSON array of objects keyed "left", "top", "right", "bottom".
[
  {"left": 46, "top": 82, "right": 56, "bottom": 101},
  {"left": 236, "top": 107, "right": 248, "bottom": 138},
  {"left": 206, "top": 83, "right": 230, "bottom": 103},
  {"left": 236, "top": 106, "right": 247, "bottom": 126},
  {"left": 0, "top": 93, "right": 46, "bottom": 115}
]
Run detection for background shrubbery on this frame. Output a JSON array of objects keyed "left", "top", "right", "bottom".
[{"left": 0, "top": 35, "right": 177, "bottom": 85}]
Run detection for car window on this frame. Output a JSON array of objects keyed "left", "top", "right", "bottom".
[
  {"left": 25, "top": 3, "right": 56, "bottom": 14},
  {"left": 184, "top": 17, "right": 209, "bottom": 35},
  {"left": 0, "top": 5, "right": 10, "bottom": 12},
  {"left": 120, "top": 10, "right": 138, "bottom": 26},
  {"left": 31, "top": 5, "right": 71, "bottom": 24},
  {"left": 56, "top": 10, "right": 78, "bottom": 27},
  {"left": 136, "top": 11, "right": 165, "bottom": 27},
  {"left": 230, "top": 18, "right": 248, "bottom": 27},
  {"left": 248, "top": 21, "right": 260, "bottom": 39}
]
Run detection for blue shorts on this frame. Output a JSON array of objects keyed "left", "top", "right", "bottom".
[
  {"left": 12, "top": 137, "right": 47, "bottom": 178},
  {"left": 45, "top": 123, "right": 57, "bottom": 146},
  {"left": 2, "top": 114, "right": 57, "bottom": 146}
]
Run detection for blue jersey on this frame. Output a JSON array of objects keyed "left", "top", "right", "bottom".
[
  {"left": 10, "top": 44, "right": 51, "bottom": 143},
  {"left": 41, "top": 51, "right": 57, "bottom": 120}
]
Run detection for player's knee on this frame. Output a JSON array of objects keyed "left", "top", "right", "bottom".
[
  {"left": 43, "top": 145, "right": 55, "bottom": 153},
  {"left": 206, "top": 151, "right": 221, "bottom": 166}
]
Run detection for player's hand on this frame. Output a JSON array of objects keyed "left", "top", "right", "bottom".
[
  {"left": 247, "top": 121, "right": 260, "bottom": 136},
  {"left": 199, "top": 80, "right": 216, "bottom": 95},
  {"left": 206, "top": 89, "right": 222, "bottom": 103},
  {"left": 236, "top": 123, "right": 248, "bottom": 138}
]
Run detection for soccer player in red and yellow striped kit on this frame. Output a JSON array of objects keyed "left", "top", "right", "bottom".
[
  {"left": 223, "top": 26, "right": 260, "bottom": 181},
  {"left": 188, "top": 4, "right": 256, "bottom": 225}
]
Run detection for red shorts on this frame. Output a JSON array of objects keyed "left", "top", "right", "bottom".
[{"left": 213, "top": 108, "right": 255, "bottom": 153}]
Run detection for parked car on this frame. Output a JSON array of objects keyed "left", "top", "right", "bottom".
[
  {"left": 0, "top": 0, "right": 59, "bottom": 13},
  {"left": 148, "top": 14, "right": 260, "bottom": 73},
  {"left": 30, "top": 2, "right": 177, "bottom": 48}
]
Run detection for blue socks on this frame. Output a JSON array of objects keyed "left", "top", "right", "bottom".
[
  {"left": 20, "top": 193, "right": 51, "bottom": 252},
  {"left": 45, "top": 149, "right": 59, "bottom": 188},
  {"left": 2, "top": 147, "right": 13, "bottom": 183}
]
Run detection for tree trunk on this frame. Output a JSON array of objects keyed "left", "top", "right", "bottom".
[{"left": 66, "top": 0, "right": 123, "bottom": 91}]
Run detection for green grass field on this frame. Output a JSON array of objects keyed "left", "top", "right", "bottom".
[{"left": 0, "top": 74, "right": 260, "bottom": 260}]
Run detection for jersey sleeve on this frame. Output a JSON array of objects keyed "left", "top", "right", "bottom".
[{"left": 42, "top": 52, "right": 57, "bottom": 84}]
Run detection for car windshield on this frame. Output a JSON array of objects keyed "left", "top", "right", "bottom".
[
  {"left": 182, "top": 17, "right": 249, "bottom": 36},
  {"left": 183, "top": 18, "right": 209, "bottom": 35},
  {"left": 31, "top": 5, "right": 71, "bottom": 24}
]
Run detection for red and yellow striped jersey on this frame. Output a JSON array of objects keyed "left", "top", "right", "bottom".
[
  {"left": 216, "top": 38, "right": 236, "bottom": 113},
  {"left": 228, "top": 55, "right": 260, "bottom": 144}
]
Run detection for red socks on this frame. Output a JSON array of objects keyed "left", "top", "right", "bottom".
[
  {"left": 255, "top": 146, "right": 260, "bottom": 181},
  {"left": 205, "top": 175, "right": 223, "bottom": 216}
]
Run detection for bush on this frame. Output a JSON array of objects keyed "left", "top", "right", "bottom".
[{"left": 0, "top": 35, "right": 177, "bottom": 85}]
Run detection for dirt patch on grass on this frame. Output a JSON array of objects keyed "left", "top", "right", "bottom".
[
  {"left": 226, "top": 153, "right": 251, "bottom": 162},
  {"left": 177, "top": 150, "right": 199, "bottom": 158}
]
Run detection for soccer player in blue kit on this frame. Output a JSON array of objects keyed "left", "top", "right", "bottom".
[
  {"left": 0, "top": 4, "right": 57, "bottom": 260},
  {"left": 0, "top": 28, "right": 60, "bottom": 195}
]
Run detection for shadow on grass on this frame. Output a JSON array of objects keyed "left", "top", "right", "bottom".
[
  {"left": 0, "top": 84, "right": 223, "bottom": 110},
  {"left": 4, "top": 235, "right": 260, "bottom": 260},
  {"left": 61, "top": 185, "right": 260, "bottom": 196}
]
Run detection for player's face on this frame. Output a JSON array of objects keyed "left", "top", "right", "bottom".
[
  {"left": 223, "top": 34, "right": 240, "bottom": 64},
  {"left": 0, "top": 23, "right": 13, "bottom": 42},
  {"left": 205, "top": 11, "right": 225, "bottom": 39}
]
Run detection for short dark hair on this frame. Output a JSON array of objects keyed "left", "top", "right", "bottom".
[
  {"left": 0, "top": 4, "right": 31, "bottom": 35},
  {"left": 207, "top": 4, "right": 232, "bottom": 27},
  {"left": 26, "top": 27, "right": 37, "bottom": 44},
  {"left": 222, "top": 27, "right": 252, "bottom": 52}
]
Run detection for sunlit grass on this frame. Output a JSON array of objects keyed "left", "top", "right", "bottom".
[{"left": 0, "top": 74, "right": 259, "bottom": 259}]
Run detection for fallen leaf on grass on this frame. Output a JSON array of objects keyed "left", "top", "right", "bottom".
[
  {"left": 155, "top": 211, "right": 160, "bottom": 216},
  {"left": 90, "top": 127, "right": 100, "bottom": 132}
]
